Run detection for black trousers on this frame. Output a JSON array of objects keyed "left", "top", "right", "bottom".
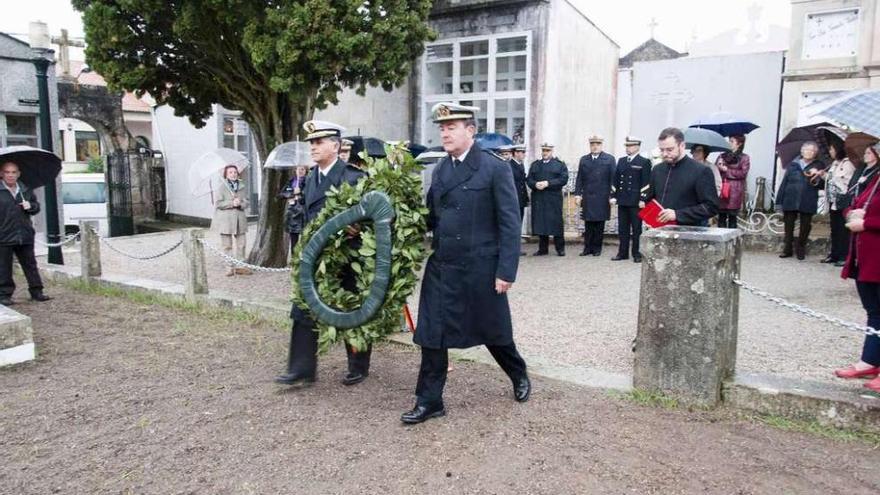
[
  {"left": 829, "top": 210, "right": 850, "bottom": 262},
  {"left": 582, "top": 221, "right": 605, "bottom": 254},
  {"left": 782, "top": 211, "right": 813, "bottom": 256},
  {"left": 415, "top": 344, "right": 527, "bottom": 407},
  {"left": 538, "top": 235, "right": 565, "bottom": 254},
  {"left": 857, "top": 281, "right": 880, "bottom": 366},
  {"left": 289, "top": 233, "right": 301, "bottom": 255},
  {"left": 617, "top": 206, "right": 642, "bottom": 258},
  {"left": 0, "top": 244, "right": 44, "bottom": 297},
  {"left": 717, "top": 209, "right": 739, "bottom": 229},
  {"left": 283, "top": 316, "right": 372, "bottom": 377}
]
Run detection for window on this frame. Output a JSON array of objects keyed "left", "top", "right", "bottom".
[
  {"left": 421, "top": 34, "right": 530, "bottom": 147},
  {"left": 75, "top": 130, "right": 101, "bottom": 161},
  {"left": 0, "top": 114, "right": 39, "bottom": 147},
  {"left": 62, "top": 182, "right": 107, "bottom": 205}
]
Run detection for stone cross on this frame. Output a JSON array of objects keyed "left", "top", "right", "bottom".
[
  {"left": 650, "top": 73, "right": 694, "bottom": 126},
  {"left": 648, "top": 18, "right": 658, "bottom": 39},
  {"left": 50, "top": 29, "right": 85, "bottom": 80}
]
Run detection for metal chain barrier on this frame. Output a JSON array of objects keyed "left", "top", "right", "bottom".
[
  {"left": 92, "top": 228, "right": 183, "bottom": 261},
  {"left": 34, "top": 232, "right": 80, "bottom": 248},
  {"left": 734, "top": 278, "right": 879, "bottom": 337},
  {"left": 199, "top": 239, "right": 291, "bottom": 273}
]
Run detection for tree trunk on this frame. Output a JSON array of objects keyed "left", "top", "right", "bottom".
[{"left": 246, "top": 96, "right": 314, "bottom": 267}]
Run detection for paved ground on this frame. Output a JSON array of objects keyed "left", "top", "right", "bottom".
[
  {"left": 42, "top": 225, "right": 868, "bottom": 386},
  {"left": 2, "top": 286, "right": 878, "bottom": 494}
]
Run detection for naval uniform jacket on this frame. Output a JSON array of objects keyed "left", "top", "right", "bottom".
[
  {"left": 613, "top": 154, "right": 652, "bottom": 207},
  {"left": 645, "top": 156, "right": 719, "bottom": 226},
  {"left": 527, "top": 158, "right": 569, "bottom": 236},
  {"left": 290, "top": 159, "right": 366, "bottom": 321},
  {"left": 415, "top": 144, "right": 521, "bottom": 350},
  {"left": 509, "top": 158, "right": 529, "bottom": 210},
  {"left": 574, "top": 152, "right": 616, "bottom": 221}
]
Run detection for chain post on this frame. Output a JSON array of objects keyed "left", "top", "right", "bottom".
[
  {"left": 182, "top": 229, "right": 209, "bottom": 300},
  {"left": 79, "top": 221, "right": 101, "bottom": 280}
]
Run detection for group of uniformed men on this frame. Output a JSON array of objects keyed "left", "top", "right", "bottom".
[{"left": 497, "top": 135, "right": 653, "bottom": 262}]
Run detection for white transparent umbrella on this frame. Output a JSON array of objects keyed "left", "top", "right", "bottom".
[
  {"left": 188, "top": 148, "right": 249, "bottom": 198},
  {"left": 264, "top": 141, "right": 313, "bottom": 169}
]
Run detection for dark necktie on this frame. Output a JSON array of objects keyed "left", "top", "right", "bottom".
[
  {"left": 453, "top": 159, "right": 462, "bottom": 169},
  {"left": 317, "top": 172, "right": 322, "bottom": 185}
]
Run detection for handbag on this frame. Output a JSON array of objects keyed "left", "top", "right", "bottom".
[{"left": 720, "top": 179, "right": 731, "bottom": 200}]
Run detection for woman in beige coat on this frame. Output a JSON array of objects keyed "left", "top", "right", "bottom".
[{"left": 213, "top": 165, "right": 250, "bottom": 276}]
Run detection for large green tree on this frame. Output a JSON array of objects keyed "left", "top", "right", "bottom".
[{"left": 73, "top": 0, "right": 434, "bottom": 266}]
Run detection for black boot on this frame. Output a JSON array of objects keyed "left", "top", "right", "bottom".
[
  {"left": 275, "top": 320, "right": 317, "bottom": 385},
  {"left": 29, "top": 289, "right": 51, "bottom": 302}
]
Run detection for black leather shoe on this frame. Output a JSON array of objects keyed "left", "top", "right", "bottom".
[
  {"left": 30, "top": 292, "right": 51, "bottom": 302},
  {"left": 579, "top": 251, "right": 590, "bottom": 257},
  {"left": 591, "top": 252, "right": 601, "bottom": 257},
  {"left": 513, "top": 376, "right": 531, "bottom": 402},
  {"left": 274, "top": 372, "right": 316, "bottom": 385},
  {"left": 401, "top": 404, "right": 446, "bottom": 424},
  {"left": 834, "top": 260, "right": 846, "bottom": 267},
  {"left": 0, "top": 296, "right": 12, "bottom": 306},
  {"left": 633, "top": 255, "right": 643, "bottom": 263},
  {"left": 779, "top": 253, "right": 793, "bottom": 258},
  {"left": 556, "top": 251, "right": 565, "bottom": 257},
  {"left": 820, "top": 256, "right": 834, "bottom": 264},
  {"left": 341, "top": 371, "right": 368, "bottom": 386},
  {"left": 611, "top": 255, "right": 627, "bottom": 261},
  {"left": 796, "top": 252, "right": 806, "bottom": 261},
  {"left": 533, "top": 251, "right": 548, "bottom": 256}
]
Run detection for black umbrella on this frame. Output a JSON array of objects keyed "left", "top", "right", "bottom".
[
  {"left": 406, "top": 143, "right": 428, "bottom": 157},
  {"left": 0, "top": 146, "right": 62, "bottom": 189},
  {"left": 344, "top": 136, "right": 386, "bottom": 160},
  {"left": 775, "top": 122, "right": 835, "bottom": 167}
]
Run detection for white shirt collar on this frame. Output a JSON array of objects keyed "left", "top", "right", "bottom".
[
  {"left": 318, "top": 159, "right": 337, "bottom": 176},
  {"left": 454, "top": 148, "right": 470, "bottom": 164},
  {"left": 3, "top": 181, "right": 20, "bottom": 197}
]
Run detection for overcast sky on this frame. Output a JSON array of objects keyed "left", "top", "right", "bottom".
[{"left": 0, "top": 0, "right": 792, "bottom": 57}]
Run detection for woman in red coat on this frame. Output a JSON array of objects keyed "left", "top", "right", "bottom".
[
  {"left": 715, "top": 134, "right": 751, "bottom": 228},
  {"left": 835, "top": 144, "right": 880, "bottom": 393}
]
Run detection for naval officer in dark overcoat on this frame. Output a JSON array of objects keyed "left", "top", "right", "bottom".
[
  {"left": 275, "top": 120, "right": 373, "bottom": 387},
  {"left": 527, "top": 143, "right": 569, "bottom": 256},
  {"left": 401, "top": 102, "right": 530, "bottom": 425},
  {"left": 574, "top": 135, "right": 615, "bottom": 256}
]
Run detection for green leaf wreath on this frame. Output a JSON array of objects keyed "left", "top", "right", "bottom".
[{"left": 290, "top": 145, "right": 429, "bottom": 353}]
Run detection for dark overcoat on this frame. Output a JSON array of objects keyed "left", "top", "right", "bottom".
[
  {"left": 613, "top": 154, "right": 652, "bottom": 207},
  {"left": 574, "top": 152, "right": 616, "bottom": 221},
  {"left": 291, "top": 159, "right": 365, "bottom": 321},
  {"left": 527, "top": 158, "right": 569, "bottom": 235},
  {"left": 509, "top": 159, "right": 529, "bottom": 210},
  {"left": 415, "top": 144, "right": 521, "bottom": 350},
  {"left": 775, "top": 160, "right": 825, "bottom": 214},
  {"left": 0, "top": 183, "right": 40, "bottom": 246}
]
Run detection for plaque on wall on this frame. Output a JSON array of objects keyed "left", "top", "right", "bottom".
[{"left": 802, "top": 8, "right": 859, "bottom": 60}]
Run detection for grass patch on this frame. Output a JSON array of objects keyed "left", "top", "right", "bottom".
[
  {"left": 746, "top": 413, "right": 880, "bottom": 447},
  {"left": 615, "top": 388, "right": 681, "bottom": 410},
  {"left": 59, "top": 278, "right": 288, "bottom": 329}
]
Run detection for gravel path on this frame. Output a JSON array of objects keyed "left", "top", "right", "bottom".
[
  {"left": 2, "top": 286, "right": 878, "bottom": 494},
  {"left": 47, "top": 226, "right": 868, "bottom": 386}
]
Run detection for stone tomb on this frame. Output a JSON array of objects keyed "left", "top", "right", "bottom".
[{"left": 0, "top": 305, "right": 35, "bottom": 367}]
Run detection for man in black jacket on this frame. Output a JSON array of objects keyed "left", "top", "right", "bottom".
[
  {"left": 508, "top": 145, "right": 529, "bottom": 255},
  {"left": 610, "top": 136, "right": 652, "bottom": 262},
  {"left": 0, "top": 161, "right": 50, "bottom": 306},
  {"left": 275, "top": 120, "right": 372, "bottom": 387},
  {"left": 645, "top": 128, "right": 719, "bottom": 226}
]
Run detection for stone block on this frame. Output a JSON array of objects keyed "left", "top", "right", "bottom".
[
  {"left": 0, "top": 305, "right": 35, "bottom": 367},
  {"left": 633, "top": 226, "right": 743, "bottom": 407}
]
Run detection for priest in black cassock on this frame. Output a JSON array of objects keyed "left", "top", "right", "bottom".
[
  {"left": 527, "top": 144, "right": 569, "bottom": 256},
  {"left": 645, "top": 128, "right": 719, "bottom": 226},
  {"left": 574, "top": 135, "right": 615, "bottom": 256}
]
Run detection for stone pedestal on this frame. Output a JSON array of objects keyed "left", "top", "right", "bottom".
[
  {"left": 182, "top": 228, "right": 208, "bottom": 300},
  {"left": 79, "top": 220, "right": 102, "bottom": 280},
  {"left": 633, "top": 226, "right": 743, "bottom": 407},
  {"left": 0, "top": 305, "right": 34, "bottom": 367}
]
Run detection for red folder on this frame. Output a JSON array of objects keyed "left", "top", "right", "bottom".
[{"left": 639, "top": 199, "right": 677, "bottom": 228}]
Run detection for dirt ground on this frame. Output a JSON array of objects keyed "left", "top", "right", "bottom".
[{"left": 2, "top": 284, "right": 879, "bottom": 495}]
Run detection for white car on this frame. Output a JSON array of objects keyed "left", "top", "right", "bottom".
[{"left": 62, "top": 173, "right": 109, "bottom": 237}]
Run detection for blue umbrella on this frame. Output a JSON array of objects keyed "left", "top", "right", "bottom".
[
  {"left": 813, "top": 90, "right": 880, "bottom": 138},
  {"left": 475, "top": 133, "right": 513, "bottom": 150},
  {"left": 683, "top": 128, "right": 732, "bottom": 154},
  {"left": 689, "top": 112, "right": 759, "bottom": 137}
]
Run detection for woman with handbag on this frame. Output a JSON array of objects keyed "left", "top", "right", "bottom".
[
  {"left": 834, "top": 144, "right": 880, "bottom": 393},
  {"left": 212, "top": 165, "right": 250, "bottom": 276},
  {"left": 716, "top": 135, "right": 751, "bottom": 229},
  {"left": 775, "top": 141, "right": 825, "bottom": 260},
  {"left": 821, "top": 140, "right": 856, "bottom": 266}
]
